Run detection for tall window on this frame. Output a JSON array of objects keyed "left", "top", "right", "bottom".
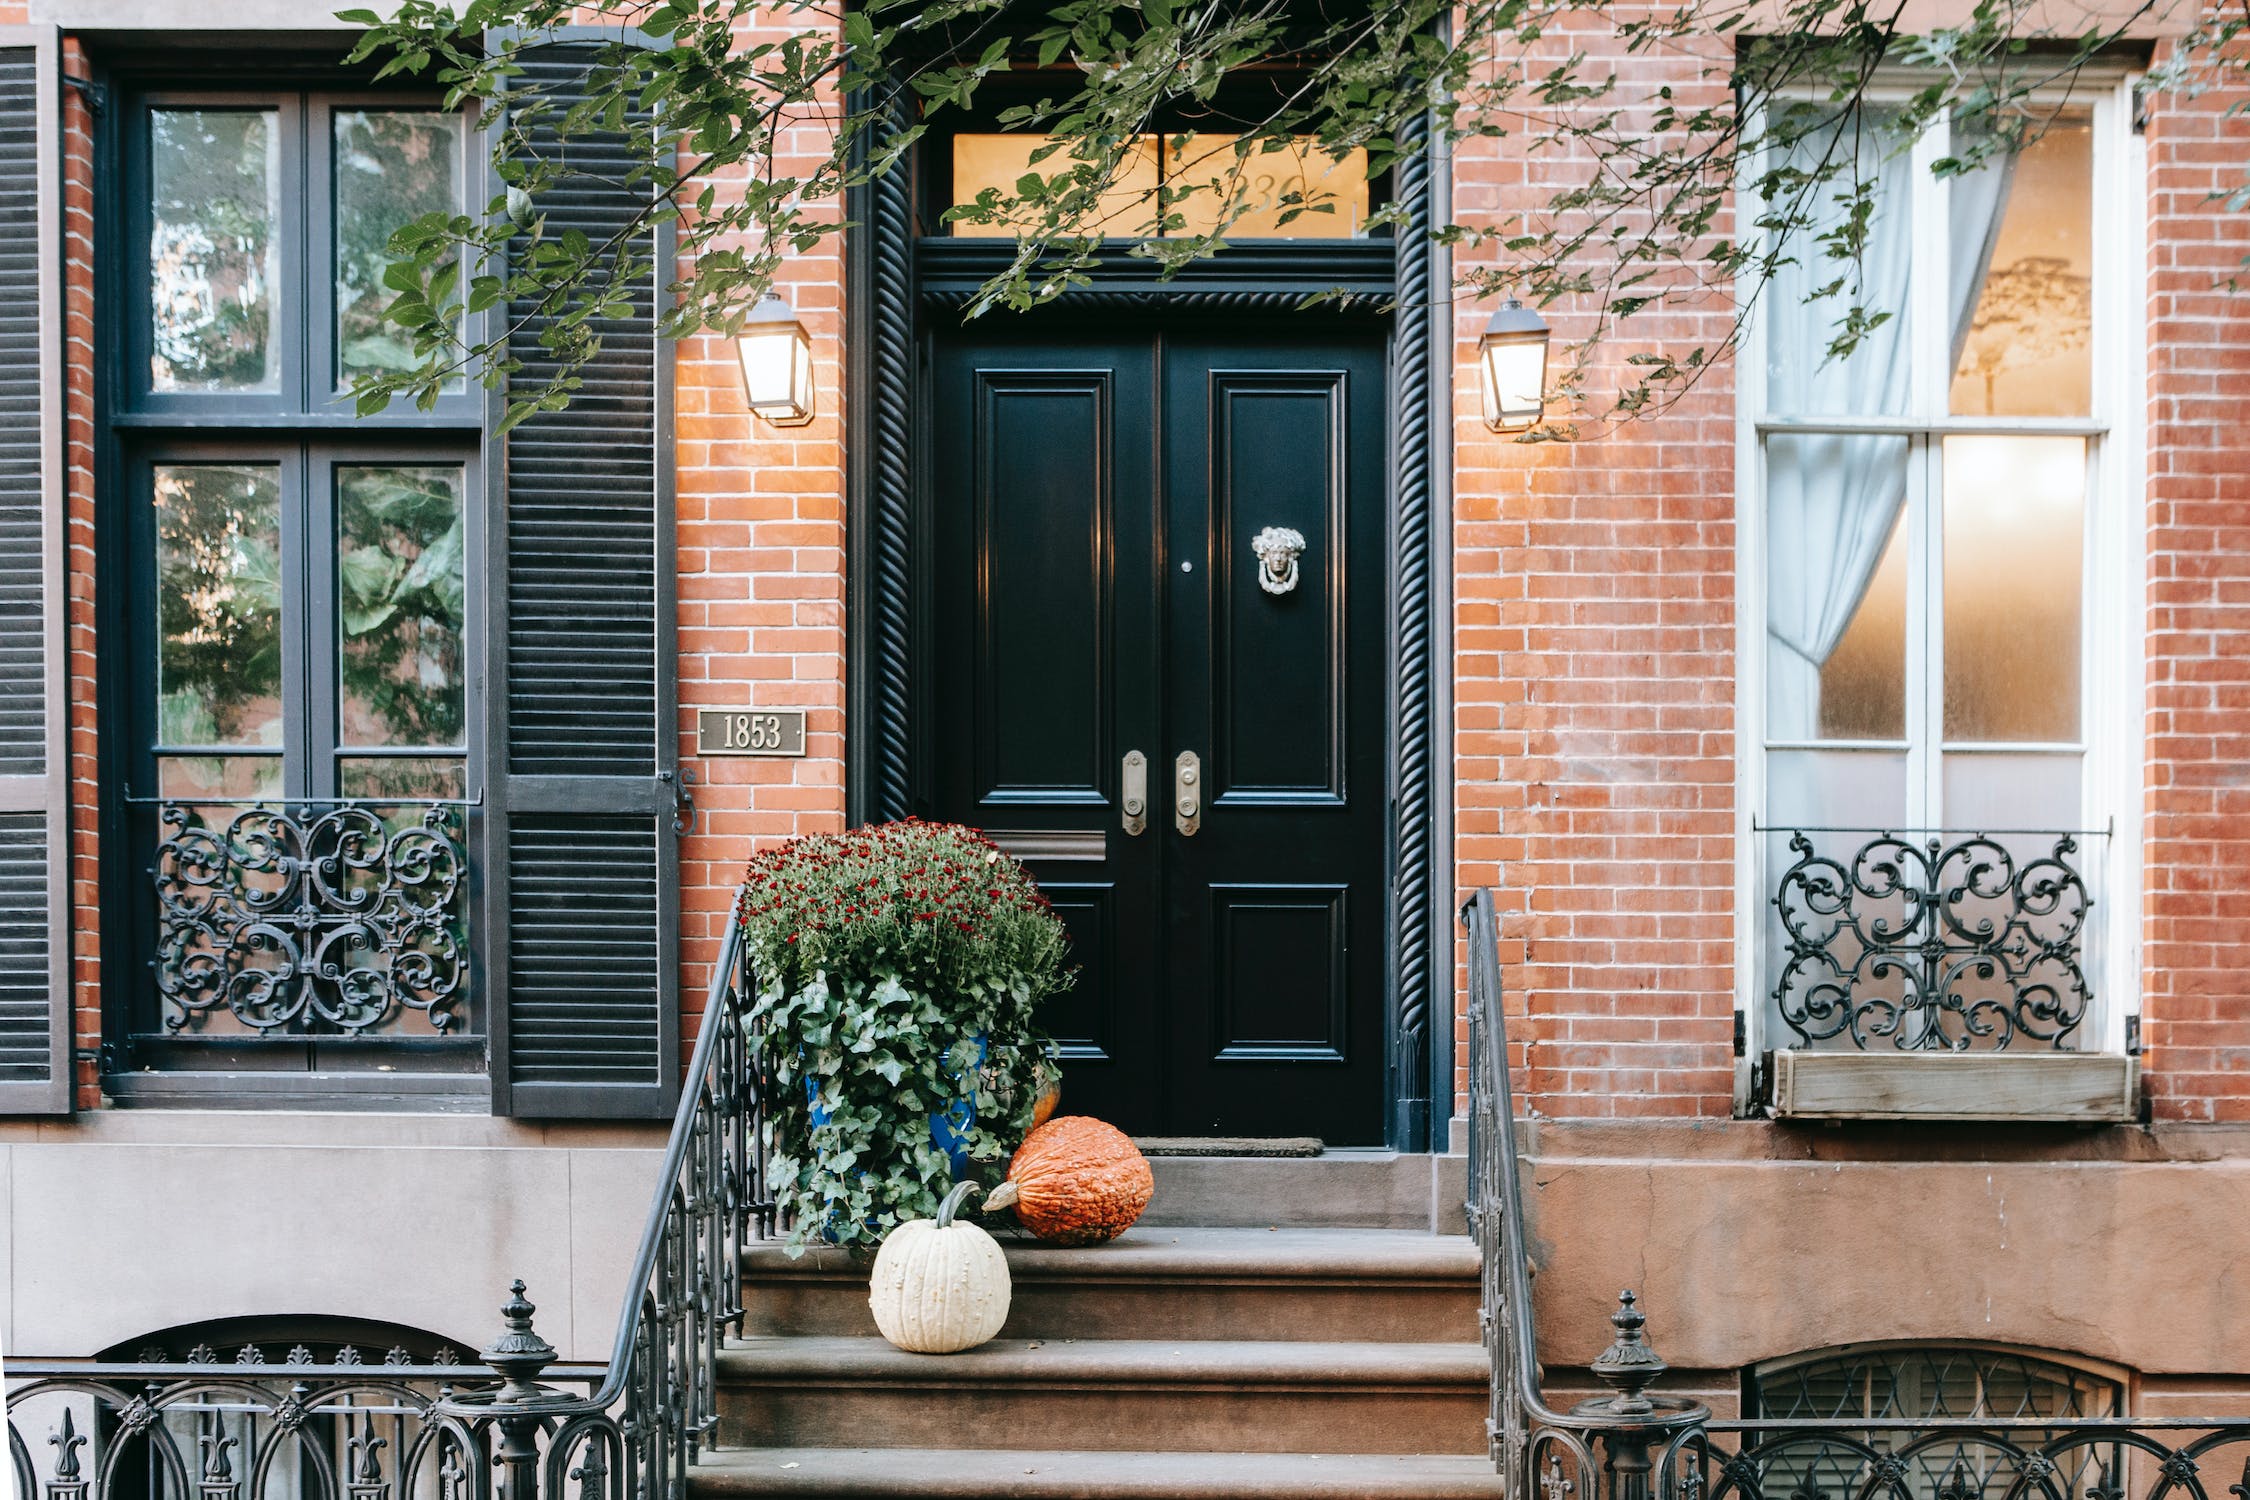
[
  {"left": 114, "top": 90, "right": 482, "bottom": 1095},
  {"left": 1747, "top": 87, "right": 2137, "bottom": 1057}
]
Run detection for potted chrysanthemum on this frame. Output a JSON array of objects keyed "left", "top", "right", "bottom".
[{"left": 737, "top": 819, "right": 1068, "bottom": 1252}]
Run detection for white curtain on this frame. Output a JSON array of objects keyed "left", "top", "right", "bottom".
[{"left": 1763, "top": 115, "right": 2016, "bottom": 741}]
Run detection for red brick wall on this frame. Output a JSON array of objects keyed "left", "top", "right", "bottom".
[
  {"left": 2140, "top": 70, "right": 2250, "bottom": 1123},
  {"left": 671, "top": 22, "right": 851, "bottom": 1035},
  {"left": 1448, "top": 30, "right": 1741, "bottom": 1120},
  {"left": 62, "top": 37, "right": 99, "bottom": 1108}
]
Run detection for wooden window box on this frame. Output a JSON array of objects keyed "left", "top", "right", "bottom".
[{"left": 1768, "top": 1050, "right": 2140, "bottom": 1124}]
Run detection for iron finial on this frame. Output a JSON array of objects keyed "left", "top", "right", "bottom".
[
  {"left": 481, "top": 1279, "right": 558, "bottom": 1403},
  {"left": 1589, "top": 1289, "right": 1669, "bottom": 1416}
]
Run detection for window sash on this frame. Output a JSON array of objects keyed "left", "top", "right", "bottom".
[
  {"left": 1735, "top": 75, "right": 2143, "bottom": 1064},
  {"left": 122, "top": 88, "right": 481, "bottom": 423}
]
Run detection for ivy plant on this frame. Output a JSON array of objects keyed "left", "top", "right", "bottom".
[{"left": 737, "top": 820, "right": 1069, "bottom": 1252}]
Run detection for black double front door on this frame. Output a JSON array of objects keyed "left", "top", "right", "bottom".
[{"left": 928, "top": 318, "right": 1390, "bottom": 1144}]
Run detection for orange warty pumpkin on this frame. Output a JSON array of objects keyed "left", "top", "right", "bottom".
[{"left": 1003, "top": 1116, "right": 1153, "bottom": 1246}]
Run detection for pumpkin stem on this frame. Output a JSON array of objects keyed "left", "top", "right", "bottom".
[
  {"left": 934, "top": 1179, "right": 981, "bottom": 1228},
  {"left": 985, "top": 1179, "right": 1020, "bottom": 1214}
]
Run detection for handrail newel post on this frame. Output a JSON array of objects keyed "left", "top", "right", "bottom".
[{"left": 481, "top": 1280, "right": 560, "bottom": 1500}]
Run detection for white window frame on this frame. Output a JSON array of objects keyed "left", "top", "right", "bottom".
[{"left": 1732, "top": 70, "right": 2147, "bottom": 1092}]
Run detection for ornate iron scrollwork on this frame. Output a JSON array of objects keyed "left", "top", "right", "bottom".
[
  {"left": 153, "top": 801, "right": 468, "bottom": 1035},
  {"left": 1771, "top": 830, "right": 2093, "bottom": 1051}
]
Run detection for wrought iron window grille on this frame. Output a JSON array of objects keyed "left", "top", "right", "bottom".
[
  {"left": 1760, "top": 825, "right": 2104, "bottom": 1052},
  {"left": 151, "top": 799, "right": 470, "bottom": 1037}
]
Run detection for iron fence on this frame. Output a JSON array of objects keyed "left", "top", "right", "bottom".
[
  {"left": 10, "top": 891, "right": 771, "bottom": 1500},
  {"left": 1462, "top": 886, "right": 2250, "bottom": 1500}
]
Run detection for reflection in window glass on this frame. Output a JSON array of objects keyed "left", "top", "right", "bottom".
[
  {"left": 337, "top": 465, "right": 468, "bottom": 751},
  {"left": 339, "top": 756, "right": 466, "bottom": 801},
  {"left": 334, "top": 110, "right": 464, "bottom": 386},
  {"left": 150, "top": 110, "right": 281, "bottom": 392},
  {"left": 1942, "top": 436, "right": 2084, "bottom": 743},
  {"left": 1949, "top": 113, "right": 2093, "bottom": 417},
  {"left": 155, "top": 464, "right": 284, "bottom": 748},
  {"left": 949, "top": 131, "right": 1367, "bottom": 240},
  {"left": 157, "top": 754, "right": 284, "bottom": 801},
  {"left": 1764, "top": 432, "right": 1910, "bottom": 741}
]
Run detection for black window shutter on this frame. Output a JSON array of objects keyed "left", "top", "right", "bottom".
[
  {"left": 488, "top": 28, "right": 680, "bottom": 1119},
  {"left": 0, "top": 30, "right": 68, "bottom": 1115}
]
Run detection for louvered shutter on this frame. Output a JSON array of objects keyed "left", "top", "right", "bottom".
[
  {"left": 0, "top": 30, "right": 66, "bottom": 1115},
  {"left": 487, "top": 29, "right": 680, "bottom": 1118}
]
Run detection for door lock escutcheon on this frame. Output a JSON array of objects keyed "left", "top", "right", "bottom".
[
  {"left": 1122, "top": 750, "right": 1148, "bottom": 837},
  {"left": 1174, "top": 750, "right": 1201, "bottom": 836}
]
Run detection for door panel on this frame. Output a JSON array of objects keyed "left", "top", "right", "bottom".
[
  {"left": 1208, "top": 374, "right": 1349, "bottom": 803},
  {"left": 929, "top": 321, "right": 1386, "bottom": 1143},
  {"left": 932, "top": 335, "right": 1161, "bottom": 1131},
  {"left": 974, "top": 373, "right": 1113, "bottom": 802},
  {"left": 1163, "top": 334, "right": 1388, "bottom": 1143}
]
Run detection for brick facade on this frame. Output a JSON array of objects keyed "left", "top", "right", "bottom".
[
  {"left": 2140, "top": 69, "right": 2250, "bottom": 1123},
  {"left": 39, "top": 16, "right": 2250, "bottom": 1124}
]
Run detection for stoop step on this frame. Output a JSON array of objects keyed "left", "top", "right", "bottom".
[
  {"left": 740, "top": 1226, "right": 1482, "bottom": 1342},
  {"left": 689, "top": 1447, "right": 1511, "bottom": 1499},
  {"left": 713, "top": 1335, "right": 1490, "bottom": 1455}
]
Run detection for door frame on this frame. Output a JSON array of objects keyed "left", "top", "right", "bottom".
[{"left": 843, "top": 109, "right": 1455, "bottom": 1151}]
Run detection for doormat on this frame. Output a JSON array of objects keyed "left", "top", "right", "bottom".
[{"left": 1133, "top": 1136, "right": 1323, "bottom": 1158}]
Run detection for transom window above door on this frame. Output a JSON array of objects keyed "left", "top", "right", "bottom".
[
  {"left": 132, "top": 93, "right": 471, "bottom": 410},
  {"left": 947, "top": 131, "right": 1371, "bottom": 238},
  {"left": 1745, "top": 88, "right": 2138, "bottom": 1070}
]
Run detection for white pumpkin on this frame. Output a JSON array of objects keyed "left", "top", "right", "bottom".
[{"left": 868, "top": 1181, "right": 1012, "bottom": 1354}]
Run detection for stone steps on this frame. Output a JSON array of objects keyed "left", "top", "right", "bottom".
[
  {"left": 694, "top": 1180, "right": 1494, "bottom": 1498},
  {"left": 740, "top": 1227, "right": 1482, "bottom": 1342},
  {"left": 690, "top": 1447, "right": 1511, "bottom": 1498},
  {"left": 714, "top": 1335, "right": 1491, "bottom": 1455}
]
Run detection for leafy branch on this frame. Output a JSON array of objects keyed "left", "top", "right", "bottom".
[{"left": 344, "top": 0, "right": 2205, "bottom": 433}]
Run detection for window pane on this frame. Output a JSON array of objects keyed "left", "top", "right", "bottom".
[
  {"left": 1764, "top": 432, "right": 1909, "bottom": 741},
  {"left": 338, "top": 756, "right": 465, "bottom": 801},
  {"left": 950, "top": 134, "right": 1161, "bottom": 238},
  {"left": 157, "top": 754, "right": 283, "bottom": 801},
  {"left": 1763, "top": 106, "right": 1915, "bottom": 418},
  {"left": 1949, "top": 111, "right": 2093, "bottom": 417},
  {"left": 1942, "top": 750, "right": 2081, "bottom": 830},
  {"left": 156, "top": 463, "right": 283, "bottom": 748},
  {"left": 1941, "top": 435, "right": 2084, "bottom": 742},
  {"left": 149, "top": 109, "right": 280, "bottom": 393},
  {"left": 335, "top": 109, "right": 465, "bottom": 386},
  {"left": 337, "top": 465, "right": 468, "bottom": 749},
  {"left": 1159, "top": 133, "right": 1369, "bottom": 238}
]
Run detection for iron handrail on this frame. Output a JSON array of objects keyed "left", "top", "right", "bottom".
[
  {"left": 1462, "top": 886, "right": 2250, "bottom": 1500},
  {"left": 421, "top": 888, "right": 769, "bottom": 1500}
]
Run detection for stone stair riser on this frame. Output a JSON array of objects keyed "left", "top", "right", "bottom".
[
  {"left": 739, "top": 1274, "right": 1480, "bottom": 1343},
  {"left": 715, "top": 1381, "right": 1489, "bottom": 1456}
]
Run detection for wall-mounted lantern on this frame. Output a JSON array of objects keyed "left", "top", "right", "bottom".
[
  {"left": 736, "top": 291, "right": 814, "bottom": 427},
  {"left": 1479, "top": 296, "right": 1551, "bottom": 433}
]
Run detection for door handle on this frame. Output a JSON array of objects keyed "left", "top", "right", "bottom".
[
  {"left": 1174, "top": 750, "right": 1201, "bottom": 836},
  {"left": 1122, "top": 750, "right": 1148, "bottom": 837}
]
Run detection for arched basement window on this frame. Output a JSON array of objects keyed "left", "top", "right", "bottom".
[{"left": 1745, "top": 1344, "right": 2127, "bottom": 1500}]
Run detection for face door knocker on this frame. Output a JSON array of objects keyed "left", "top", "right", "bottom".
[{"left": 1251, "top": 526, "right": 1307, "bottom": 597}]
